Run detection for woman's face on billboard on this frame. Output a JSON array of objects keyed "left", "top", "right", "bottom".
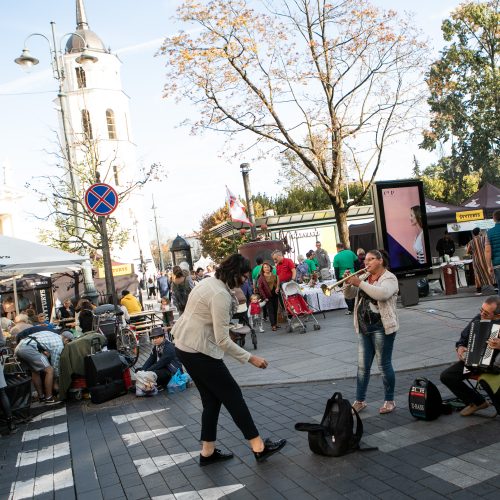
[{"left": 409, "top": 209, "right": 418, "bottom": 227}]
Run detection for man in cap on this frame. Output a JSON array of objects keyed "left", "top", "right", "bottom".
[{"left": 136, "top": 327, "right": 182, "bottom": 387}]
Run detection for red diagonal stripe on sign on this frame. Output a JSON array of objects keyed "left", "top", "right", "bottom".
[{"left": 89, "top": 186, "right": 115, "bottom": 211}]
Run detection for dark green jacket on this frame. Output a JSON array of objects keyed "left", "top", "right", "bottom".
[{"left": 59, "top": 332, "right": 107, "bottom": 400}]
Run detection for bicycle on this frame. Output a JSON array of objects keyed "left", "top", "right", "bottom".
[{"left": 93, "top": 305, "right": 140, "bottom": 367}]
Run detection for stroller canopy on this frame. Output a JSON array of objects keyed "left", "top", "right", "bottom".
[{"left": 282, "top": 281, "right": 303, "bottom": 297}]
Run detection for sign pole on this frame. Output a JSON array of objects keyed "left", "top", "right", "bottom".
[
  {"left": 84, "top": 180, "right": 120, "bottom": 307},
  {"left": 99, "top": 216, "right": 117, "bottom": 306}
]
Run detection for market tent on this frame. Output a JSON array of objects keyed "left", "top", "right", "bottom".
[
  {"left": 424, "top": 198, "right": 464, "bottom": 226},
  {"left": 193, "top": 255, "right": 214, "bottom": 270},
  {"left": 0, "top": 235, "right": 87, "bottom": 314},
  {"left": 462, "top": 183, "right": 500, "bottom": 218},
  {"left": 0, "top": 235, "right": 87, "bottom": 275}
]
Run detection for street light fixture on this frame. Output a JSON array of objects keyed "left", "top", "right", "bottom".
[
  {"left": 239, "top": 163, "right": 257, "bottom": 240},
  {"left": 14, "top": 21, "right": 99, "bottom": 302}
]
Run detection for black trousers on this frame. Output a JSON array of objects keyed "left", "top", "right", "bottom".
[
  {"left": 267, "top": 293, "right": 279, "bottom": 327},
  {"left": 154, "top": 368, "right": 172, "bottom": 387},
  {"left": 175, "top": 349, "right": 259, "bottom": 442},
  {"left": 440, "top": 361, "right": 485, "bottom": 406},
  {"left": 345, "top": 298, "right": 355, "bottom": 312}
]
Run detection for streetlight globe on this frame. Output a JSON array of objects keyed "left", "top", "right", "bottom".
[
  {"left": 75, "top": 48, "right": 98, "bottom": 66},
  {"left": 14, "top": 48, "right": 39, "bottom": 68}
]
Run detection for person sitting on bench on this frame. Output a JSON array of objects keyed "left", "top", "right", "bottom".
[
  {"left": 440, "top": 296, "right": 500, "bottom": 416},
  {"left": 136, "top": 327, "right": 182, "bottom": 387}
]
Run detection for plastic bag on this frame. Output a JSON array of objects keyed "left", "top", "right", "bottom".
[
  {"left": 167, "top": 369, "right": 191, "bottom": 394},
  {"left": 135, "top": 370, "right": 158, "bottom": 397}
]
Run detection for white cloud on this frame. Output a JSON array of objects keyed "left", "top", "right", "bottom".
[{"left": 116, "top": 37, "right": 164, "bottom": 55}]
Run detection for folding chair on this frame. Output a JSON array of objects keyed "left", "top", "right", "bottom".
[{"left": 465, "top": 373, "right": 500, "bottom": 417}]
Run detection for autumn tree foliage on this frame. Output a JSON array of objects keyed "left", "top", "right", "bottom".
[
  {"left": 199, "top": 205, "right": 248, "bottom": 262},
  {"left": 159, "top": 0, "right": 428, "bottom": 246},
  {"left": 421, "top": 1, "right": 500, "bottom": 199}
]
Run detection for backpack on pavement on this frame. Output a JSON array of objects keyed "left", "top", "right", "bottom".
[{"left": 295, "top": 391, "right": 376, "bottom": 457}]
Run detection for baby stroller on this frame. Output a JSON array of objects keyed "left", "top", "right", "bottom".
[
  {"left": 230, "top": 304, "right": 258, "bottom": 350},
  {"left": 280, "top": 281, "right": 321, "bottom": 334}
]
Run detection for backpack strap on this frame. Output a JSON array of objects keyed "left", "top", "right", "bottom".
[
  {"left": 351, "top": 405, "right": 378, "bottom": 452},
  {"left": 295, "top": 423, "right": 325, "bottom": 432}
]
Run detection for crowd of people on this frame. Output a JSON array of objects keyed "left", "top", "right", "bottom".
[{"left": 1, "top": 214, "right": 499, "bottom": 458}]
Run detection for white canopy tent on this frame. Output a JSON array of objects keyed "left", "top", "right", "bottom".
[
  {"left": 0, "top": 235, "right": 87, "bottom": 314},
  {"left": 193, "top": 255, "right": 214, "bottom": 271}
]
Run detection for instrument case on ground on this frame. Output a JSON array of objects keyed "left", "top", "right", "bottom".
[
  {"left": 84, "top": 349, "right": 123, "bottom": 388},
  {"left": 89, "top": 379, "right": 126, "bottom": 404}
]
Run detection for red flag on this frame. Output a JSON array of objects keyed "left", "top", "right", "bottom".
[{"left": 226, "top": 186, "right": 252, "bottom": 225}]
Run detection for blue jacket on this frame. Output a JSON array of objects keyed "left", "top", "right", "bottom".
[
  {"left": 241, "top": 280, "right": 253, "bottom": 304},
  {"left": 157, "top": 276, "right": 170, "bottom": 299},
  {"left": 140, "top": 340, "right": 182, "bottom": 373},
  {"left": 487, "top": 222, "right": 500, "bottom": 267}
]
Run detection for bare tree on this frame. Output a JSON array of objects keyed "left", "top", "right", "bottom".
[
  {"left": 29, "top": 132, "right": 163, "bottom": 295},
  {"left": 159, "top": 0, "right": 428, "bottom": 245}
]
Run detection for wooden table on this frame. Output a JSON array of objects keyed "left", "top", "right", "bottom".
[{"left": 128, "top": 311, "right": 164, "bottom": 336}]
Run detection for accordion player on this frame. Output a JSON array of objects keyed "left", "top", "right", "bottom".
[{"left": 464, "top": 320, "right": 500, "bottom": 373}]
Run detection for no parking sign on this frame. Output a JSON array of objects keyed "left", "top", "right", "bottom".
[{"left": 84, "top": 183, "right": 119, "bottom": 216}]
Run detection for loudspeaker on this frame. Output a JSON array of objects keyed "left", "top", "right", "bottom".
[{"left": 399, "top": 278, "right": 419, "bottom": 307}]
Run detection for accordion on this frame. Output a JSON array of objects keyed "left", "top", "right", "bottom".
[{"left": 464, "top": 320, "right": 500, "bottom": 373}]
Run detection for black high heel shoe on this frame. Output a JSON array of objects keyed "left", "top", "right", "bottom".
[
  {"left": 199, "top": 448, "right": 234, "bottom": 466},
  {"left": 253, "top": 438, "right": 286, "bottom": 462}
]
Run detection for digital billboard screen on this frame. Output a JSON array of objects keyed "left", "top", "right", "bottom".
[{"left": 372, "top": 180, "right": 431, "bottom": 276}]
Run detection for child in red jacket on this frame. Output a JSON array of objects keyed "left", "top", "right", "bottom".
[{"left": 248, "top": 294, "right": 267, "bottom": 333}]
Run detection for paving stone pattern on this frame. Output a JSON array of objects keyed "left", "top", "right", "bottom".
[{"left": 1, "top": 364, "right": 499, "bottom": 499}]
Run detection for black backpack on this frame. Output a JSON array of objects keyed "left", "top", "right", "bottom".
[
  {"left": 408, "top": 377, "right": 443, "bottom": 421},
  {"left": 295, "top": 392, "right": 376, "bottom": 457}
]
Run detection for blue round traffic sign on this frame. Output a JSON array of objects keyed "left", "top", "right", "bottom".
[{"left": 85, "top": 183, "right": 119, "bottom": 216}]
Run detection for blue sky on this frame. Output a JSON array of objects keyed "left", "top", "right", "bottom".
[{"left": 0, "top": 0, "right": 463, "bottom": 239}]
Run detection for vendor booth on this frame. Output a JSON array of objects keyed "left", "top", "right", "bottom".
[
  {"left": 0, "top": 235, "right": 87, "bottom": 317},
  {"left": 0, "top": 274, "right": 52, "bottom": 321},
  {"left": 462, "top": 183, "right": 500, "bottom": 219}
]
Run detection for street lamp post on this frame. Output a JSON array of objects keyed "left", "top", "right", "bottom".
[
  {"left": 15, "top": 22, "right": 99, "bottom": 303},
  {"left": 151, "top": 194, "right": 164, "bottom": 272},
  {"left": 239, "top": 163, "right": 257, "bottom": 239}
]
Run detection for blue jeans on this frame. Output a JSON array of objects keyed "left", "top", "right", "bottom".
[{"left": 356, "top": 330, "right": 396, "bottom": 402}]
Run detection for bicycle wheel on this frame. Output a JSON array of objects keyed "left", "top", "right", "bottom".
[{"left": 117, "top": 328, "right": 140, "bottom": 367}]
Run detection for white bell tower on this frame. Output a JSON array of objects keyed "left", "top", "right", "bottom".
[{"left": 60, "top": 0, "right": 154, "bottom": 275}]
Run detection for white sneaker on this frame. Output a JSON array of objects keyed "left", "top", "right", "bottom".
[{"left": 259, "top": 327, "right": 265, "bottom": 333}]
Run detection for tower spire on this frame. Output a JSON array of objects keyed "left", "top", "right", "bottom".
[{"left": 76, "top": 0, "right": 89, "bottom": 30}]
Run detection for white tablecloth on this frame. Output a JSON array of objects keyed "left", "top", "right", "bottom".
[
  {"left": 432, "top": 260, "right": 472, "bottom": 288},
  {"left": 300, "top": 282, "right": 347, "bottom": 311}
]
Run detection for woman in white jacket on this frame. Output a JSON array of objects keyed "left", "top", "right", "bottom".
[
  {"left": 343, "top": 249, "right": 399, "bottom": 414},
  {"left": 172, "top": 254, "right": 286, "bottom": 465}
]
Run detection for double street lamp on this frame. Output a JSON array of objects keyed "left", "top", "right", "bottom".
[{"left": 15, "top": 22, "right": 99, "bottom": 302}]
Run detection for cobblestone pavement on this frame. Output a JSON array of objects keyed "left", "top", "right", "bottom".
[{"left": 2, "top": 364, "right": 500, "bottom": 500}]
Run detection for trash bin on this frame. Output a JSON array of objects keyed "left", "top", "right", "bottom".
[{"left": 442, "top": 264, "right": 457, "bottom": 295}]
